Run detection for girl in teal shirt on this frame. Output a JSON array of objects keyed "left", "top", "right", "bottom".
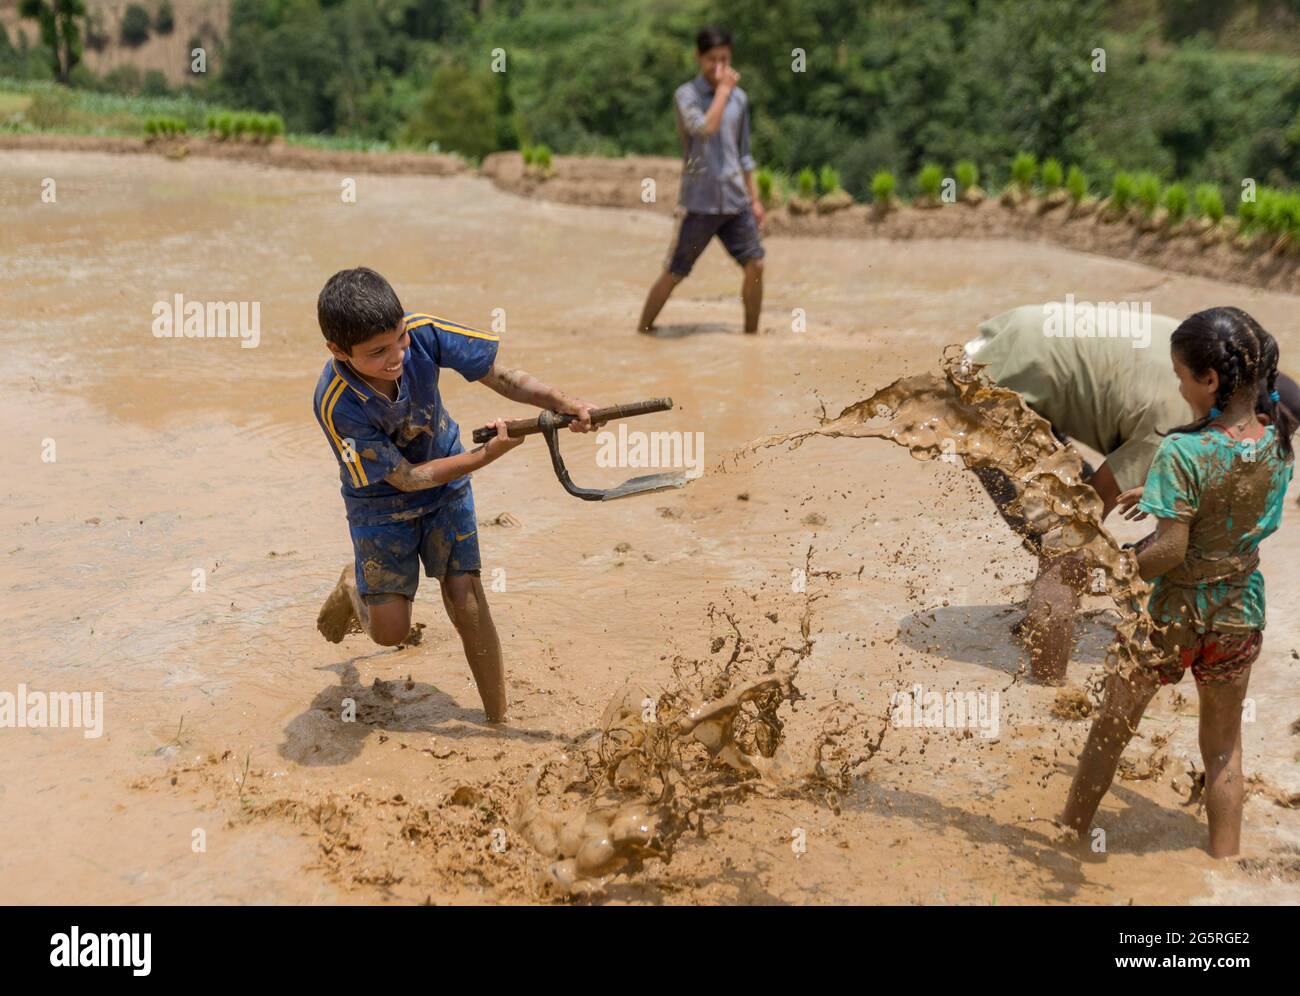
[{"left": 1063, "top": 307, "right": 1296, "bottom": 858}]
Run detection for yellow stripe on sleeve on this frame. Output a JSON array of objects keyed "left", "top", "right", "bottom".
[
  {"left": 405, "top": 312, "right": 500, "bottom": 341},
  {"left": 319, "top": 376, "right": 365, "bottom": 487}
]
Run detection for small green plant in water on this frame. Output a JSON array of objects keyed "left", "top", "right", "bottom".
[
  {"left": 1194, "top": 184, "right": 1224, "bottom": 223},
  {"left": 954, "top": 160, "right": 978, "bottom": 192},
  {"left": 1041, "top": 157, "right": 1063, "bottom": 191},
  {"left": 1134, "top": 172, "right": 1161, "bottom": 217},
  {"left": 797, "top": 167, "right": 816, "bottom": 199},
  {"left": 1065, "top": 165, "right": 1088, "bottom": 204},
  {"left": 917, "top": 163, "right": 943, "bottom": 200},
  {"left": 871, "top": 170, "right": 896, "bottom": 203},
  {"left": 1164, "top": 183, "right": 1189, "bottom": 224},
  {"left": 1010, "top": 152, "right": 1037, "bottom": 192}
]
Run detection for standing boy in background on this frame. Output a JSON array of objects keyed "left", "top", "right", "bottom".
[{"left": 638, "top": 26, "right": 766, "bottom": 335}]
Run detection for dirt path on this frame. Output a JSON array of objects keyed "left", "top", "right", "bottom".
[{"left": 1, "top": 151, "right": 1298, "bottom": 904}]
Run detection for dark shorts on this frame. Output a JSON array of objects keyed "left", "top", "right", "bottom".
[
  {"left": 1153, "top": 630, "right": 1261, "bottom": 686},
  {"left": 348, "top": 485, "right": 480, "bottom": 600},
  {"left": 666, "top": 209, "right": 765, "bottom": 276}
]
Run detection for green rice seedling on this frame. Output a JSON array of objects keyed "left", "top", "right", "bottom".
[
  {"left": 954, "top": 160, "right": 978, "bottom": 192},
  {"left": 1010, "top": 152, "right": 1037, "bottom": 192},
  {"left": 871, "top": 170, "right": 895, "bottom": 203},
  {"left": 1134, "top": 172, "right": 1161, "bottom": 217},
  {"left": 1194, "top": 184, "right": 1224, "bottom": 223},
  {"left": 818, "top": 164, "right": 840, "bottom": 193},
  {"left": 1041, "top": 157, "right": 1063, "bottom": 191},
  {"left": 797, "top": 166, "right": 816, "bottom": 199},
  {"left": 917, "top": 163, "right": 943, "bottom": 199},
  {"left": 1065, "top": 165, "right": 1088, "bottom": 204},
  {"left": 1164, "top": 182, "right": 1189, "bottom": 224}
]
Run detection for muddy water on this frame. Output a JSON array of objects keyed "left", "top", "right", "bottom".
[{"left": 2, "top": 151, "right": 1299, "bottom": 904}]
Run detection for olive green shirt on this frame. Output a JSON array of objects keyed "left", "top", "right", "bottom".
[{"left": 974, "top": 303, "right": 1193, "bottom": 492}]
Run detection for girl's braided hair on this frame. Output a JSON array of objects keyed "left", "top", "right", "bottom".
[{"left": 1166, "top": 306, "right": 1297, "bottom": 460}]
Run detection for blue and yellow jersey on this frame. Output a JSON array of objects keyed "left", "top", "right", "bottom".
[{"left": 312, "top": 312, "right": 499, "bottom": 524}]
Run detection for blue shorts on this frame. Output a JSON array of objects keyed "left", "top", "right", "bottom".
[
  {"left": 666, "top": 209, "right": 765, "bottom": 276},
  {"left": 348, "top": 486, "right": 480, "bottom": 600}
]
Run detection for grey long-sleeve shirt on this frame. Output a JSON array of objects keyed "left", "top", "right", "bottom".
[{"left": 674, "top": 75, "right": 756, "bottom": 215}]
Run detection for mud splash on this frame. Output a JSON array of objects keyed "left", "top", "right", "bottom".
[
  {"left": 511, "top": 555, "right": 885, "bottom": 896},
  {"left": 750, "top": 346, "right": 1169, "bottom": 683}
]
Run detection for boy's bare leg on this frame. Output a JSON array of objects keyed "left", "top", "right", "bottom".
[
  {"left": 1061, "top": 668, "right": 1159, "bottom": 835},
  {"left": 1022, "top": 556, "right": 1084, "bottom": 684},
  {"left": 440, "top": 572, "right": 507, "bottom": 722},
  {"left": 316, "top": 565, "right": 412, "bottom": 646},
  {"left": 1198, "top": 669, "right": 1252, "bottom": 858},
  {"left": 742, "top": 257, "right": 763, "bottom": 333},
  {"left": 638, "top": 270, "right": 683, "bottom": 333}
]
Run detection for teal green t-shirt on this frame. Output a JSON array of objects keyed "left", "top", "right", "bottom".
[{"left": 1138, "top": 423, "right": 1292, "bottom": 633}]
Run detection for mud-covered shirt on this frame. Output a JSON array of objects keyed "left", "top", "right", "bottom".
[
  {"left": 1138, "top": 423, "right": 1292, "bottom": 633},
  {"left": 975, "top": 304, "right": 1192, "bottom": 491},
  {"left": 313, "top": 312, "right": 499, "bottom": 524}
]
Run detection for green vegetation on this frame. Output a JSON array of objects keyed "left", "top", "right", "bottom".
[
  {"left": 205, "top": 109, "right": 284, "bottom": 142},
  {"left": 756, "top": 166, "right": 774, "bottom": 206},
  {"left": 1195, "top": 183, "right": 1225, "bottom": 223},
  {"left": 818, "top": 164, "right": 840, "bottom": 193},
  {"left": 1066, "top": 164, "right": 1088, "bottom": 203},
  {"left": 120, "top": 4, "right": 151, "bottom": 47},
  {"left": 1135, "top": 172, "right": 1162, "bottom": 216},
  {"left": 143, "top": 114, "right": 185, "bottom": 137},
  {"left": 797, "top": 166, "right": 816, "bottom": 199},
  {"left": 871, "top": 170, "right": 896, "bottom": 203},
  {"left": 1041, "top": 157, "right": 1063, "bottom": 191},
  {"left": 1164, "top": 182, "right": 1189, "bottom": 223},
  {"left": 1112, "top": 171, "right": 1136, "bottom": 211},
  {"left": 954, "top": 160, "right": 979, "bottom": 192},
  {"left": 1010, "top": 152, "right": 1037, "bottom": 193},
  {"left": 917, "top": 163, "right": 943, "bottom": 199},
  {"left": 18, "top": 0, "right": 86, "bottom": 83},
  {"left": 155, "top": 1, "right": 175, "bottom": 36}
]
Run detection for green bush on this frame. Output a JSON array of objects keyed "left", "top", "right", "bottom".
[
  {"left": 1041, "top": 157, "right": 1063, "bottom": 191},
  {"left": 1164, "top": 182, "right": 1189, "bottom": 224},
  {"left": 1134, "top": 172, "right": 1162, "bottom": 216},
  {"left": 818, "top": 164, "right": 840, "bottom": 193},
  {"left": 954, "top": 160, "right": 978, "bottom": 192},
  {"left": 756, "top": 167, "right": 774, "bottom": 205},
  {"left": 1112, "top": 172, "right": 1135, "bottom": 211},
  {"left": 521, "top": 145, "right": 535, "bottom": 166},
  {"left": 917, "top": 163, "right": 943, "bottom": 199},
  {"left": 155, "top": 0, "right": 175, "bottom": 35},
  {"left": 1010, "top": 152, "right": 1037, "bottom": 192},
  {"left": 796, "top": 167, "right": 816, "bottom": 199},
  {"left": 1194, "top": 184, "right": 1224, "bottom": 223},
  {"left": 871, "top": 170, "right": 896, "bottom": 202},
  {"left": 1065, "top": 165, "right": 1088, "bottom": 204},
  {"left": 533, "top": 144, "right": 551, "bottom": 169},
  {"left": 121, "top": 4, "right": 152, "bottom": 47}
]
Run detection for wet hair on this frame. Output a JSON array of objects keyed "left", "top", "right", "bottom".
[
  {"left": 317, "top": 267, "right": 405, "bottom": 353},
  {"left": 1166, "top": 306, "right": 1297, "bottom": 460},
  {"left": 696, "top": 26, "right": 732, "bottom": 53}
]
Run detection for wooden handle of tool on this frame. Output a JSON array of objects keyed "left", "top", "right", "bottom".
[{"left": 471, "top": 398, "right": 674, "bottom": 444}]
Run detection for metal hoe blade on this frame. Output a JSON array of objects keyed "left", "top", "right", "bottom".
[{"left": 539, "top": 413, "right": 686, "bottom": 502}]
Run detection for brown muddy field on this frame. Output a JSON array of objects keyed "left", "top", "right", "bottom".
[{"left": 2, "top": 150, "right": 1299, "bottom": 905}]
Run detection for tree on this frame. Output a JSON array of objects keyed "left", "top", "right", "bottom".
[
  {"left": 155, "top": 1, "right": 175, "bottom": 35},
  {"left": 18, "top": 0, "right": 86, "bottom": 84},
  {"left": 120, "top": 3, "right": 151, "bottom": 47}
]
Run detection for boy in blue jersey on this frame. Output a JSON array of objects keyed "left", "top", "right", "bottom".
[{"left": 312, "top": 267, "right": 596, "bottom": 723}]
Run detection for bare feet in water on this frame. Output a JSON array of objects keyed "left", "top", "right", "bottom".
[{"left": 316, "top": 565, "right": 361, "bottom": 643}]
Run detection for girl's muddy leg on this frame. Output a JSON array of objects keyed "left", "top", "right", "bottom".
[
  {"left": 1061, "top": 668, "right": 1159, "bottom": 836},
  {"left": 441, "top": 572, "right": 507, "bottom": 722},
  {"left": 1198, "top": 669, "right": 1252, "bottom": 858},
  {"left": 1023, "top": 556, "right": 1083, "bottom": 684},
  {"left": 742, "top": 257, "right": 763, "bottom": 333}
]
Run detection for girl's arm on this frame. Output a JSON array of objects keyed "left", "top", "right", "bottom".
[{"left": 1134, "top": 516, "right": 1189, "bottom": 581}]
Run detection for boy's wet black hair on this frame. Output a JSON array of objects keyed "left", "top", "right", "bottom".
[
  {"left": 696, "top": 26, "right": 732, "bottom": 53},
  {"left": 1166, "top": 306, "right": 1297, "bottom": 460},
  {"left": 317, "top": 267, "right": 405, "bottom": 353}
]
